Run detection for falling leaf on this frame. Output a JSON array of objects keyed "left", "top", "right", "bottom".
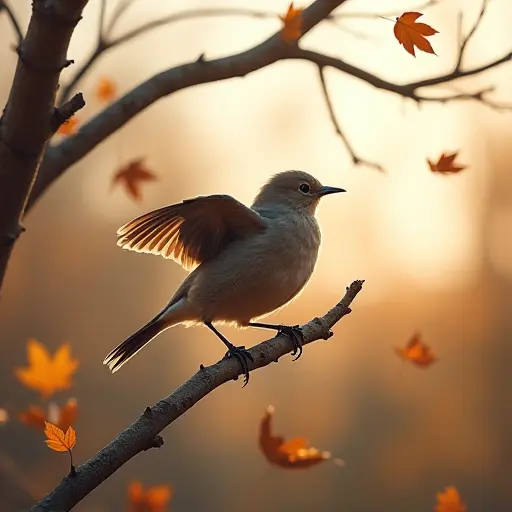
[
  {"left": 15, "top": 339, "right": 79, "bottom": 399},
  {"left": 44, "top": 422, "right": 76, "bottom": 452},
  {"left": 428, "top": 151, "right": 467, "bottom": 174},
  {"left": 259, "top": 405, "right": 332, "bottom": 469},
  {"left": 96, "top": 76, "right": 117, "bottom": 103},
  {"left": 57, "top": 116, "right": 79, "bottom": 135},
  {"left": 112, "top": 158, "right": 157, "bottom": 202},
  {"left": 279, "top": 3, "right": 304, "bottom": 43},
  {"left": 396, "top": 332, "right": 438, "bottom": 368},
  {"left": 0, "top": 408, "right": 8, "bottom": 425},
  {"left": 19, "top": 398, "right": 78, "bottom": 432},
  {"left": 128, "top": 481, "right": 173, "bottom": 512},
  {"left": 393, "top": 12, "right": 438, "bottom": 57},
  {"left": 434, "top": 486, "right": 467, "bottom": 512}
]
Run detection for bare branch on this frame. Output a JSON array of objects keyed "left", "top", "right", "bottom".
[
  {"left": 104, "top": 0, "right": 139, "bottom": 36},
  {"left": 317, "top": 66, "right": 384, "bottom": 172},
  {"left": 0, "top": 0, "right": 23, "bottom": 44},
  {"left": 58, "top": 7, "right": 278, "bottom": 104},
  {"left": 98, "top": 0, "right": 107, "bottom": 43},
  {"left": 455, "top": 0, "right": 488, "bottom": 71},
  {"left": 332, "top": 0, "right": 441, "bottom": 20},
  {"left": 50, "top": 93, "right": 86, "bottom": 134},
  {"left": 32, "top": 279, "right": 364, "bottom": 512}
]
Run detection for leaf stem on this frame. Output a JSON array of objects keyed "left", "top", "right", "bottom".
[{"left": 68, "top": 449, "right": 76, "bottom": 477}]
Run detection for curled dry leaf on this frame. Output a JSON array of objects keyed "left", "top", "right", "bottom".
[
  {"left": 112, "top": 158, "right": 158, "bottom": 203},
  {"left": 279, "top": 2, "right": 304, "bottom": 43},
  {"left": 396, "top": 332, "right": 438, "bottom": 368},
  {"left": 15, "top": 339, "right": 79, "bottom": 399},
  {"left": 95, "top": 76, "right": 117, "bottom": 103},
  {"left": 19, "top": 398, "right": 78, "bottom": 432},
  {"left": 56, "top": 116, "right": 79, "bottom": 136},
  {"left": 434, "top": 486, "right": 467, "bottom": 512},
  {"left": 259, "top": 405, "right": 332, "bottom": 469},
  {"left": 44, "top": 422, "right": 76, "bottom": 452},
  {"left": 128, "top": 481, "right": 173, "bottom": 512},
  {"left": 394, "top": 12, "right": 438, "bottom": 57},
  {"left": 428, "top": 151, "right": 467, "bottom": 174}
]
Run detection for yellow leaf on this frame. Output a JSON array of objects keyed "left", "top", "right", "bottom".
[
  {"left": 44, "top": 422, "right": 76, "bottom": 452},
  {"left": 15, "top": 339, "right": 79, "bottom": 399}
]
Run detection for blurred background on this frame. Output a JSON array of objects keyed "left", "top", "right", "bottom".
[{"left": 1, "top": 0, "right": 511, "bottom": 510}]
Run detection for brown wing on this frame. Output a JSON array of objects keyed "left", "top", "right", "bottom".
[{"left": 116, "top": 194, "right": 266, "bottom": 270}]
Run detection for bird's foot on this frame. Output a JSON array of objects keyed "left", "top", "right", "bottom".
[
  {"left": 223, "top": 344, "right": 254, "bottom": 387},
  {"left": 277, "top": 324, "right": 304, "bottom": 361}
]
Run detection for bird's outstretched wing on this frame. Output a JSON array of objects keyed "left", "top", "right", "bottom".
[{"left": 116, "top": 194, "right": 266, "bottom": 270}]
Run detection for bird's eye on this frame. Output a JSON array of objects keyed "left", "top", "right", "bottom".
[{"left": 299, "top": 183, "right": 310, "bottom": 194}]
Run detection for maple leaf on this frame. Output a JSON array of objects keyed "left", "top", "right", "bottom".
[
  {"left": 259, "top": 405, "right": 332, "bottom": 469},
  {"left": 279, "top": 3, "right": 304, "bottom": 43},
  {"left": 44, "top": 422, "right": 76, "bottom": 452},
  {"left": 428, "top": 151, "right": 467, "bottom": 174},
  {"left": 96, "top": 76, "right": 117, "bottom": 103},
  {"left": 434, "top": 486, "right": 467, "bottom": 512},
  {"left": 128, "top": 481, "right": 173, "bottom": 512},
  {"left": 112, "top": 158, "right": 157, "bottom": 202},
  {"left": 395, "top": 332, "right": 438, "bottom": 368},
  {"left": 15, "top": 339, "right": 79, "bottom": 399},
  {"left": 57, "top": 116, "right": 79, "bottom": 136},
  {"left": 393, "top": 12, "right": 438, "bottom": 57},
  {"left": 19, "top": 398, "right": 77, "bottom": 432}
]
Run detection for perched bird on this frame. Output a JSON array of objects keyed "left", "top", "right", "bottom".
[{"left": 104, "top": 171, "right": 345, "bottom": 385}]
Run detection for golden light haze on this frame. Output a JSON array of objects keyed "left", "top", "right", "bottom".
[{"left": 0, "top": 0, "right": 511, "bottom": 510}]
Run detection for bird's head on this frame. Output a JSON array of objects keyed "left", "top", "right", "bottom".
[{"left": 252, "top": 170, "right": 345, "bottom": 215}]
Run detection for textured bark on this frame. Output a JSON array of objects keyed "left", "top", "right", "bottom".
[{"left": 0, "top": 0, "right": 88, "bottom": 293}]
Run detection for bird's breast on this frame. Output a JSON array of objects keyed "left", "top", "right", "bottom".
[{"left": 187, "top": 213, "right": 322, "bottom": 325}]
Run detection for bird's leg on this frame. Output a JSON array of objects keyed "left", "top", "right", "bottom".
[
  {"left": 205, "top": 322, "right": 254, "bottom": 387},
  {"left": 248, "top": 322, "right": 304, "bottom": 361}
]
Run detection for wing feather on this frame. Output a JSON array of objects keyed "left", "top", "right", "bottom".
[{"left": 116, "top": 194, "right": 266, "bottom": 270}]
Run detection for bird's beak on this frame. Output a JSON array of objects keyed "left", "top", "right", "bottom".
[{"left": 318, "top": 185, "right": 346, "bottom": 197}]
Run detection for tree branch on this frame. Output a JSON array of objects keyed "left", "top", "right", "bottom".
[
  {"left": 28, "top": 0, "right": 511, "bottom": 211},
  {"left": 32, "top": 279, "right": 364, "bottom": 512},
  {"left": 0, "top": 0, "right": 23, "bottom": 45},
  {"left": 0, "top": 0, "right": 88, "bottom": 293},
  {"left": 317, "top": 65, "right": 384, "bottom": 172}
]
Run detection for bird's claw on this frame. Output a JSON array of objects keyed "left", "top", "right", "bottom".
[
  {"left": 223, "top": 345, "right": 254, "bottom": 387},
  {"left": 278, "top": 324, "right": 304, "bottom": 361}
]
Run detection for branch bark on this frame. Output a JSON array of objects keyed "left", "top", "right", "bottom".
[
  {"left": 32, "top": 279, "right": 364, "bottom": 512},
  {"left": 0, "top": 0, "right": 88, "bottom": 293},
  {"left": 29, "top": 0, "right": 511, "bottom": 211}
]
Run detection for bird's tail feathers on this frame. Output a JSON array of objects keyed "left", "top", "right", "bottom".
[{"left": 103, "top": 318, "right": 166, "bottom": 373}]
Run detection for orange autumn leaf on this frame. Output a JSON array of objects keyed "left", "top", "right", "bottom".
[
  {"left": 96, "top": 76, "right": 117, "bottom": 103},
  {"left": 128, "top": 481, "right": 172, "bottom": 512},
  {"left": 44, "top": 422, "right": 76, "bottom": 452},
  {"left": 279, "top": 3, "right": 304, "bottom": 43},
  {"left": 428, "top": 151, "right": 467, "bottom": 174},
  {"left": 57, "top": 116, "right": 79, "bottom": 135},
  {"left": 0, "top": 408, "right": 8, "bottom": 425},
  {"left": 434, "top": 486, "right": 467, "bottom": 512},
  {"left": 396, "top": 332, "right": 438, "bottom": 368},
  {"left": 15, "top": 339, "right": 79, "bottom": 399},
  {"left": 394, "top": 12, "right": 438, "bottom": 57},
  {"left": 112, "top": 158, "right": 157, "bottom": 202},
  {"left": 259, "top": 405, "right": 331, "bottom": 469},
  {"left": 19, "top": 398, "right": 78, "bottom": 432}
]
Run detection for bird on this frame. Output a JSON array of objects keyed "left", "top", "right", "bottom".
[{"left": 103, "top": 170, "right": 345, "bottom": 385}]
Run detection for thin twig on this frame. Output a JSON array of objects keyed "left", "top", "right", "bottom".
[
  {"left": 331, "top": 0, "right": 440, "bottom": 20},
  {"left": 0, "top": 0, "right": 23, "bottom": 44},
  {"left": 104, "top": 0, "right": 139, "bottom": 36},
  {"left": 98, "top": 0, "right": 107, "bottom": 43},
  {"left": 455, "top": 0, "right": 488, "bottom": 70},
  {"left": 317, "top": 66, "right": 384, "bottom": 172},
  {"left": 32, "top": 280, "right": 364, "bottom": 512}
]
